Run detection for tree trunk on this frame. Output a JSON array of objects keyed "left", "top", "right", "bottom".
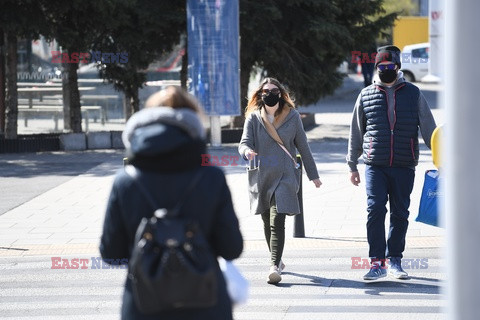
[
  {"left": 180, "top": 34, "right": 188, "bottom": 90},
  {"left": 123, "top": 88, "right": 139, "bottom": 121},
  {"left": 132, "top": 89, "right": 139, "bottom": 114},
  {"left": 180, "top": 47, "right": 188, "bottom": 90},
  {"left": 123, "top": 92, "right": 132, "bottom": 121},
  {"left": 65, "top": 59, "right": 82, "bottom": 133},
  {"left": 62, "top": 61, "right": 71, "bottom": 131},
  {"left": 4, "top": 32, "right": 18, "bottom": 139},
  {"left": 0, "top": 28, "right": 6, "bottom": 135},
  {"left": 26, "top": 37, "right": 32, "bottom": 74}
]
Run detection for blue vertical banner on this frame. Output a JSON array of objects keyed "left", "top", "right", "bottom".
[{"left": 187, "top": 0, "right": 240, "bottom": 116}]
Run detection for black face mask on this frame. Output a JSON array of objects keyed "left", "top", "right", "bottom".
[
  {"left": 378, "top": 69, "right": 398, "bottom": 83},
  {"left": 262, "top": 93, "right": 280, "bottom": 107}
]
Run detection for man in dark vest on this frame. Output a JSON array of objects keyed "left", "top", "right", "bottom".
[{"left": 346, "top": 45, "right": 437, "bottom": 280}]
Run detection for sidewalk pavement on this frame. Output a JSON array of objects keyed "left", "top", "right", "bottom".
[
  {"left": 0, "top": 134, "right": 444, "bottom": 255},
  {"left": 0, "top": 74, "right": 446, "bottom": 319},
  {"left": 0, "top": 74, "right": 445, "bottom": 255}
]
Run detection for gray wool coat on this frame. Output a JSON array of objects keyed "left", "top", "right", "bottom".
[{"left": 238, "top": 108, "right": 319, "bottom": 215}]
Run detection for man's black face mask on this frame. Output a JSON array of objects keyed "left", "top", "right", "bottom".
[{"left": 378, "top": 69, "right": 397, "bottom": 83}]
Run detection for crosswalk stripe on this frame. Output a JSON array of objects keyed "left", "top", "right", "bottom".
[{"left": 0, "top": 249, "right": 445, "bottom": 319}]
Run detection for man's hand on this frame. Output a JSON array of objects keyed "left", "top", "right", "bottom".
[
  {"left": 312, "top": 178, "right": 322, "bottom": 188},
  {"left": 350, "top": 171, "right": 361, "bottom": 186}
]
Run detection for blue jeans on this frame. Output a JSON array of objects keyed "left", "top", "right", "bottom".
[{"left": 365, "top": 165, "right": 415, "bottom": 260}]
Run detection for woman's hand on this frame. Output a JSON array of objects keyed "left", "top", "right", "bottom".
[
  {"left": 312, "top": 178, "right": 322, "bottom": 188},
  {"left": 245, "top": 149, "right": 258, "bottom": 160}
]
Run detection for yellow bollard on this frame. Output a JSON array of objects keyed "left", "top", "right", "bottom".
[{"left": 431, "top": 125, "right": 443, "bottom": 169}]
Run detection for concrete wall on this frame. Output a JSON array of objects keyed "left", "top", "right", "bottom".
[{"left": 60, "top": 131, "right": 124, "bottom": 151}]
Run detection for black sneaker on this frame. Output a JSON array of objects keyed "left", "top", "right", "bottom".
[{"left": 363, "top": 264, "right": 387, "bottom": 280}]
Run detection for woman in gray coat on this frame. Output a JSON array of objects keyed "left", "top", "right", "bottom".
[{"left": 239, "top": 77, "right": 321, "bottom": 284}]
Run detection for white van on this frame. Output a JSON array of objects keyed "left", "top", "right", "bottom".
[{"left": 400, "top": 43, "right": 429, "bottom": 82}]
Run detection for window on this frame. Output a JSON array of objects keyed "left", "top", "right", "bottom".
[{"left": 411, "top": 47, "right": 429, "bottom": 59}]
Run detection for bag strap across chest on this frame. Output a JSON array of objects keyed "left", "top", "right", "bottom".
[{"left": 260, "top": 109, "right": 299, "bottom": 169}]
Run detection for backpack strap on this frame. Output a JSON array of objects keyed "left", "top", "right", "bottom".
[{"left": 125, "top": 165, "right": 204, "bottom": 218}]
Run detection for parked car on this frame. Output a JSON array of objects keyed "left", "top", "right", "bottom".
[{"left": 400, "top": 43, "right": 429, "bottom": 82}]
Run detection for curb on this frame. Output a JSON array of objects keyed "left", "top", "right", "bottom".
[
  {"left": 60, "top": 133, "right": 87, "bottom": 151},
  {"left": 1, "top": 131, "right": 125, "bottom": 153},
  {"left": 0, "top": 236, "right": 444, "bottom": 257}
]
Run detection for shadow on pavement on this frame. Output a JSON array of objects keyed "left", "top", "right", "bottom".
[
  {"left": 275, "top": 273, "right": 442, "bottom": 295},
  {"left": 361, "top": 279, "right": 442, "bottom": 295},
  {"left": 0, "top": 150, "right": 124, "bottom": 178},
  {"left": 304, "top": 236, "right": 367, "bottom": 244},
  {"left": 408, "top": 275, "right": 443, "bottom": 283},
  {"left": 275, "top": 272, "right": 323, "bottom": 287},
  {"left": 0, "top": 150, "right": 125, "bottom": 215}
]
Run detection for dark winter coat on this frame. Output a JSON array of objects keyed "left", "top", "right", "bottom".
[{"left": 100, "top": 107, "right": 243, "bottom": 320}]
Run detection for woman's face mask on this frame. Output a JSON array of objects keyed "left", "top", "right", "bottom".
[{"left": 261, "top": 87, "right": 281, "bottom": 107}]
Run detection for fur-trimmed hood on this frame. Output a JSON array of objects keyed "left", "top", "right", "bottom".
[
  {"left": 122, "top": 107, "right": 206, "bottom": 172},
  {"left": 122, "top": 107, "right": 205, "bottom": 154}
]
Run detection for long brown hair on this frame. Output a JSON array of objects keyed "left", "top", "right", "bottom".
[{"left": 244, "top": 77, "right": 295, "bottom": 117}]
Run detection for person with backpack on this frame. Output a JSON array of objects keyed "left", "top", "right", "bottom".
[
  {"left": 100, "top": 86, "right": 244, "bottom": 319},
  {"left": 238, "top": 77, "right": 322, "bottom": 284}
]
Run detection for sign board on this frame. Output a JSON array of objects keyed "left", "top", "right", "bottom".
[{"left": 187, "top": 0, "right": 240, "bottom": 116}]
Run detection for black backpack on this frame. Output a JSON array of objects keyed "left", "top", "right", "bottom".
[{"left": 125, "top": 166, "right": 217, "bottom": 314}]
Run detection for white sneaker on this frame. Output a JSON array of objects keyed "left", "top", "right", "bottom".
[
  {"left": 267, "top": 265, "right": 282, "bottom": 284},
  {"left": 388, "top": 258, "right": 409, "bottom": 279},
  {"left": 279, "top": 260, "right": 285, "bottom": 274}
]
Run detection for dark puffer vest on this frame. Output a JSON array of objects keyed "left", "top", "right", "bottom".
[{"left": 360, "top": 82, "right": 420, "bottom": 167}]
